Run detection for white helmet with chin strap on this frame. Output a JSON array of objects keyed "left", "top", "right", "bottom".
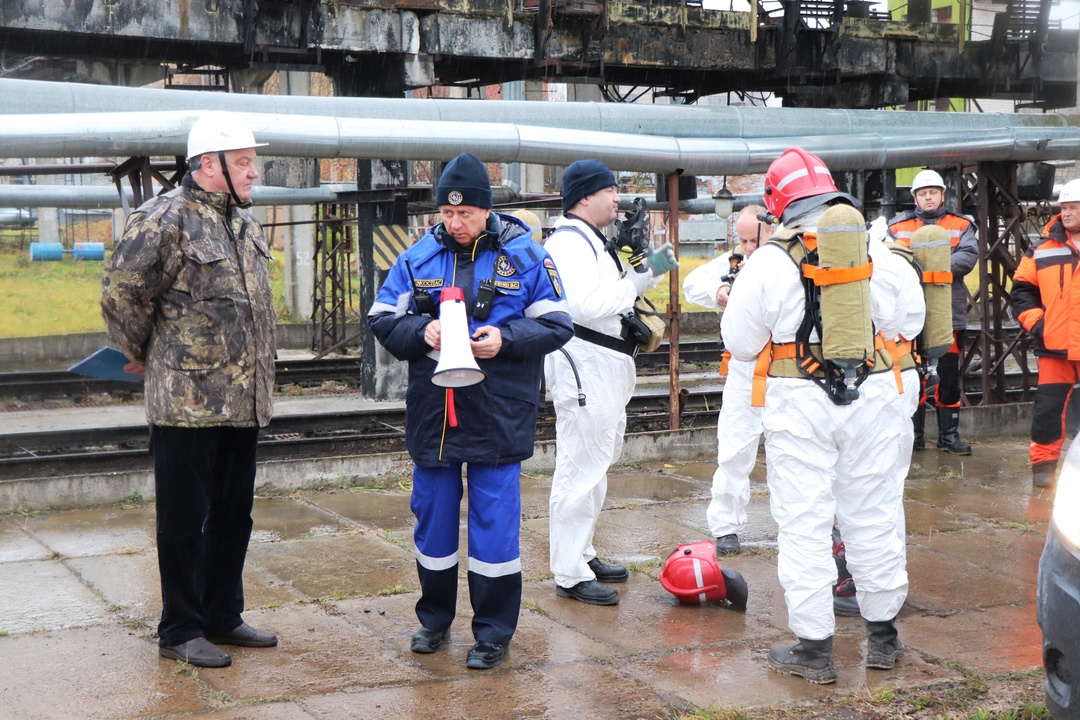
[
  {"left": 186, "top": 112, "right": 267, "bottom": 161},
  {"left": 911, "top": 169, "right": 946, "bottom": 196},
  {"left": 1058, "top": 179, "right": 1080, "bottom": 204},
  {"left": 911, "top": 169, "right": 946, "bottom": 195},
  {"left": 186, "top": 112, "right": 267, "bottom": 206}
]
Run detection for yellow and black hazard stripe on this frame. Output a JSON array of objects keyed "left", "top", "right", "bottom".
[{"left": 373, "top": 225, "right": 411, "bottom": 271}]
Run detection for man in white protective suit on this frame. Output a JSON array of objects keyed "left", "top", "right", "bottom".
[
  {"left": 721, "top": 148, "right": 921, "bottom": 683},
  {"left": 682, "top": 205, "right": 773, "bottom": 557},
  {"left": 543, "top": 159, "right": 678, "bottom": 606}
]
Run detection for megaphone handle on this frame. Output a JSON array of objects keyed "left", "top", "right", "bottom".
[{"left": 446, "top": 388, "right": 458, "bottom": 427}]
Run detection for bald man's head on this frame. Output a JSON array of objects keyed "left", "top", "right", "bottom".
[{"left": 734, "top": 205, "right": 772, "bottom": 258}]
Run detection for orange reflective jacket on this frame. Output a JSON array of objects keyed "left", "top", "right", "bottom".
[{"left": 1011, "top": 215, "right": 1080, "bottom": 360}]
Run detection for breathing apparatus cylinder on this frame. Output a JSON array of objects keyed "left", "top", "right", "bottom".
[
  {"left": 909, "top": 224, "right": 953, "bottom": 358},
  {"left": 816, "top": 204, "right": 875, "bottom": 374}
]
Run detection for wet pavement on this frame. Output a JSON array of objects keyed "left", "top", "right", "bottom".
[{"left": 0, "top": 436, "right": 1053, "bottom": 720}]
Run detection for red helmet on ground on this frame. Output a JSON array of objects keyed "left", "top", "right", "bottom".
[
  {"left": 763, "top": 147, "right": 857, "bottom": 222},
  {"left": 659, "top": 540, "right": 748, "bottom": 609}
]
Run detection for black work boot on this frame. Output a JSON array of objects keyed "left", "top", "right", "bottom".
[
  {"left": 936, "top": 407, "right": 971, "bottom": 455},
  {"left": 865, "top": 619, "right": 903, "bottom": 669},
  {"left": 1033, "top": 461, "right": 1057, "bottom": 488},
  {"left": 912, "top": 404, "right": 926, "bottom": 451},
  {"left": 767, "top": 636, "right": 837, "bottom": 684}
]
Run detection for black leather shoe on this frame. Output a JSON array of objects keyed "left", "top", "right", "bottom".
[
  {"left": 159, "top": 638, "right": 232, "bottom": 668},
  {"left": 205, "top": 622, "right": 278, "bottom": 648},
  {"left": 833, "top": 593, "right": 861, "bottom": 617},
  {"left": 715, "top": 533, "right": 741, "bottom": 556},
  {"left": 410, "top": 627, "right": 451, "bottom": 654},
  {"left": 556, "top": 579, "right": 619, "bottom": 605},
  {"left": 465, "top": 641, "right": 506, "bottom": 670},
  {"left": 587, "top": 557, "right": 629, "bottom": 583}
]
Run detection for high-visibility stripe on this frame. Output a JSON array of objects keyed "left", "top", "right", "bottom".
[
  {"left": 373, "top": 225, "right": 411, "bottom": 271},
  {"left": 692, "top": 558, "right": 707, "bottom": 604},
  {"left": 415, "top": 547, "right": 459, "bottom": 571},
  {"left": 468, "top": 556, "right": 522, "bottom": 578}
]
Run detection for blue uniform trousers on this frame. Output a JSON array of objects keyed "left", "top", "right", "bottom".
[{"left": 411, "top": 462, "right": 523, "bottom": 646}]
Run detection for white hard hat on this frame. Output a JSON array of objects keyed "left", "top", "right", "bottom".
[
  {"left": 1059, "top": 179, "right": 1080, "bottom": 204},
  {"left": 186, "top": 112, "right": 267, "bottom": 160},
  {"left": 911, "top": 169, "right": 946, "bottom": 196}
]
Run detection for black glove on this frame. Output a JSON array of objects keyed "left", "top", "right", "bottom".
[{"left": 1031, "top": 318, "right": 1046, "bottom": 351}]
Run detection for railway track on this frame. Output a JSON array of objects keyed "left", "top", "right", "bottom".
[
  {"left": 0, "top": 388, "right": 725, "bottom": 480},
  {"left": 0, "top": 335, "right": 1034, "bottom": 480},
  {"left": 0, "top": 341, "right": 724, "bottom": 404}
]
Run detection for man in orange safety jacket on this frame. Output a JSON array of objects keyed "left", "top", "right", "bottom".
[
  {"left": 887, "top": 169, "right": 978, "bottom": 456},
  {"left": 1010, "top": 178, "right": 1080, "bottom": 488}
]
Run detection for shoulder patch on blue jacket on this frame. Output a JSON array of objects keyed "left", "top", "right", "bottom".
[
  {"left": 544, "top": 257, "right": 564, "bottom": 298},
  {"left": 499, "top": 236, "right": 543, "bottom": 272}
]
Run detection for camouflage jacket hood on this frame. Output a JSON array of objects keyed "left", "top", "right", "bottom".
[{"left": 101, "top": 177, "right": 276, "bottom": 427}]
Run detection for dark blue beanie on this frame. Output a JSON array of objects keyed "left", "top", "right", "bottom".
[
  {"left": 436, "top": 153, "right": 493, "bottom": 209},
  {"left": 561, "top": 160, "right": 617, "bottom": 213}
]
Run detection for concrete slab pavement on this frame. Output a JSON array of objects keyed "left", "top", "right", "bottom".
[{"left": 0, "top": 436, "right": 1052, "bottom": 719}]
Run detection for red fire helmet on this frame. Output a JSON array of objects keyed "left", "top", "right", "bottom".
[
  {"left": 763, "top": 147, "right": 841, "bottom": 220},
  {"left": 659, "top": 540, "right": 748, "bottom": 609}
]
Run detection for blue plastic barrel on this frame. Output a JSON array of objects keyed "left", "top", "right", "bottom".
[
  {"left": 29, "top": 242, "right": 64, "bottom": 261},
  {"left": 73, "top": 242, "right": 105, "bottom": 261}
]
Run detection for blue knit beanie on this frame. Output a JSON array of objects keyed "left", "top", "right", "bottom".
[
  {"left": 436, "top": 153, "right": 493, "bottom": 209},
  {"left": 561, "top": 160, "right": 617, "bottom": 213}
]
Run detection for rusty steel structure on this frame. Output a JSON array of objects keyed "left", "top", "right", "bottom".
[
  {"left": 0, "top": 0, "right": 1073, "bottom": 110},
  {"left": 311, "top": 199, "right": 358, "bottom": 357},
  {"left": 0, "top": 0, "right": 1076, "bottom": 417}
]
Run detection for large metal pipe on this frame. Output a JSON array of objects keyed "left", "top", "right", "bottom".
[
  {"left": 2, "top": 78, "right": 1074, "bottom": 140},
  {"left": 2, "top": 110, "right": 1078, "bottom": 174},
  {"left": 0, "top": 184, "right": 356, "bottom": 209}
]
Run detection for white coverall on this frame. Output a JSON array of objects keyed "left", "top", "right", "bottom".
[
  {"left": 868, "top": 220, "right": 926, "bottom": 556},
  {"left": 544, "top": 215, "right": 660, "bottom": 588},
  {"left": 868, "top": 224, "right": 926, "bottom": 564},
  {"left": 721, "top": 206, "right": 922, "bottom": 640},
  {"left": 683, "top": 252, "right": 761, "bottom": 539}
]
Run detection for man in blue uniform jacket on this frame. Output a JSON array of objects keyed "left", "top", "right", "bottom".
[{"left": 368, "top": 152, "right": 574, "bottom": 670}]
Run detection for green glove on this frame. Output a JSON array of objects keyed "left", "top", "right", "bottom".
[{"left": 645, "top": 243, "right": 679, "bottom": 275}]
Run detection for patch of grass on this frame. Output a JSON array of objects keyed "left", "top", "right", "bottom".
[
  {"left": 671, "top": 707, "right": 751, "bottom": 720},
  {"left": 641, "top": 254, "right": 712, "bottom": 311},
  {"left": 115, "top": 492, "right": 143, "bottom": 509},
  {"left": 521, "top": 599, "right": 549, "bottom": 617},
  {"left": 0, "top": 249, "right": 297, "bottom": 338},
  {"left": 9, "top": 503, "right": 43, "bottom": 521},
  {"left": 375, "top": 584, "right": 411, "bottom": 597}
]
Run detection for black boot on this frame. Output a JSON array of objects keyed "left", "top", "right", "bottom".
[
  {"left": 767, "top": 636, "right": 837, "bottom": 684},
  {"left": 912, "top": 404, "right": 925, "bottom": 451},
  {"left": 1033, "top": 461, "right": 1057, "bottom": 488},
  {"left": 936, "top": 407, "right": 971, "bottom": 455},
  {"left": 865, "top": 619, "right": 903, "bottom": 669}
]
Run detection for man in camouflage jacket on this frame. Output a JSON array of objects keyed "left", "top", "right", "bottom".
[{"left": 101, "top": 113, "right": 277, "bottom": 669}]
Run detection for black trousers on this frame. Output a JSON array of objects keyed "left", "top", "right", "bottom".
[{"left": 152, "top": 425, "right": 259, "bottom": 647}]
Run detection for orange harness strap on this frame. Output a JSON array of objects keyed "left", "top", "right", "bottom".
[
  {"left": 922, "top": 270, "right": 953, "bottom": 285},
  {"left": 802, "top": 261, "right": 873, "bottom": 286},
  {"left": 719, "top": 350, "right": 732, "bottom": 377},
  {"left": 751, "top": 342, "right": 773, "bottom": 408},
  {"left": 880, "top": 335, "right": 905, "bottom": 394}
]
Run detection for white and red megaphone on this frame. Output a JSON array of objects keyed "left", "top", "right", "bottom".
[{"left": 432, "top": 286, "right": 485, "bottom": 388}]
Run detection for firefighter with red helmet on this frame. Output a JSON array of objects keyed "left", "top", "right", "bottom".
[
  {"left": 721, "top": 148, "right": 919, "bottom": 683},
  {"left": 887, "top": 169, "right": 978, "bottom": 455},
  {"left": 1010, "top": 178, "right": 1080, "bottom": 488}
]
